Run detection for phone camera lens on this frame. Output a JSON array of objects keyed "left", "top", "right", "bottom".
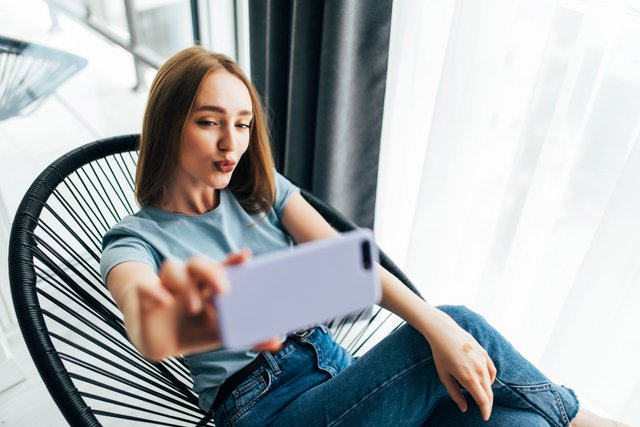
[{"left": 361, "top": 240, "right": 372, "bottom": 270}]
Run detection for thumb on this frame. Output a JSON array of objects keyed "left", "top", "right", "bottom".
[
  {"left": 223, "top": 248, "right": 252, "bottom": 266},
  {"left": 252, "top": 336, "right": 284, "bottom": 353},
  {"left": 160, "top": 259, "right": 202, "bottom": 314}
]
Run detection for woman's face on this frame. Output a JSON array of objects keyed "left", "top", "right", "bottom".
[{"left": 178, "top": 70, "right": 253, "bottom": 191}]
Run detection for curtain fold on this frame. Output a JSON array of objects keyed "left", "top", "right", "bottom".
[
  {"left": 376, "top": 0, "right": 640, "bottom": 424},
  {"left": 249, "top": 0, "right": 393, "bottom": 227}
]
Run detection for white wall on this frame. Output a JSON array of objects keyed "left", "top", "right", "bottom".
[{"left": 0, "top": 189, "right": 24, "bottom": 392}]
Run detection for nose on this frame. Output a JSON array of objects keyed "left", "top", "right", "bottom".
[{"left": 217, "top": 124, "right": 237, "bottom": 152}]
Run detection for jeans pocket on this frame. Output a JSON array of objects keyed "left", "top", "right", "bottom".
[
  {"left": 303, "top": 327, "right": 353, "bottom": 377},
  {"left": 228, "top": 370, "right": 272, "bottom": 426}
]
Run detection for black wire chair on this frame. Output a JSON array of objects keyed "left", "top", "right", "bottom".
[
  {"left": 0, "top": 35, "right": 87, "bottom": 121},
  {"left": 8, "top": 134, "right": 422, "bottom": 426}
]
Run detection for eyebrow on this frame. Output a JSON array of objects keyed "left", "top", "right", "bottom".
[{"left": 193, "top": 105, "right": 253, "bottom": 116}]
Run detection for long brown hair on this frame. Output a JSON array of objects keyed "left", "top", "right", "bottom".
[{"left": 136, "top": 47, "right": 275, "bottom": 214}]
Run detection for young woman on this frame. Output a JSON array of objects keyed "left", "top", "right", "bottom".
[{"left": 101, "top": 47, "right": 622, "bottom": 427}]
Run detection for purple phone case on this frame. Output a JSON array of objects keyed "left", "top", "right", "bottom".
[{"left": 216, "top": 229, "right": 381, "bottom": 348}]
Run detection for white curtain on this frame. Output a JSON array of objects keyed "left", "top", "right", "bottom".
[{"left": 376, "top": 0, "right": 640, "bottom": 424}]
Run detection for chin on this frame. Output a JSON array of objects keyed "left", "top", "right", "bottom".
[{"left": 211, "top": 177, "right": 233, "bottom": 190}]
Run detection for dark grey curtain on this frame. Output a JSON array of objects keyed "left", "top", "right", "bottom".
[{"left": 249, "top": 0, "right": 393, "bottom": 228}]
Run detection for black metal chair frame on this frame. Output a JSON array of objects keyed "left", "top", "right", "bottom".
[{"left": 9, "top": 134, "right": 421, "bottom": 426}]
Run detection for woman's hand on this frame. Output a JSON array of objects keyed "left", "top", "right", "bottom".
[
  {"left": 374, "top": 264, "right": 497, "bottom": 421},
  {"left": 426, "top": 309, "right": 497, "bottom": 421},
  {"left": 109, "top": 251, "right": 283, "bottom": 362},
  {"left": 133, "top": 254, "right": 231, "bottom": 360}
]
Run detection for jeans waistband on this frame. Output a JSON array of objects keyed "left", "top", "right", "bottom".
[
  {"left": 211, "top": 327, "right": 319, "bottom": 411},
  {"left": 212, "top": 353, "right": 266, "bottom": 411}
]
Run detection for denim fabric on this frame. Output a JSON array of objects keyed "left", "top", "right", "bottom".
[
  {"left": 213, "top": 325, "right": 352, "bottom": 427},
  {"left": 213, "top": 306, "right": 579, "bottom": 427}
]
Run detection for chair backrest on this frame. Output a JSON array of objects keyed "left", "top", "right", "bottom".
[{"left": 9, "top": 134, "right": 420, "bottom": 426}]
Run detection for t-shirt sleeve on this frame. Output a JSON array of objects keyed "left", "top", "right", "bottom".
[
  {"left": 100, "top": 231, "right": 159, "bottom": 283},
  {"left": 273, "top": 171, "right": 300, "bottom": 217}
]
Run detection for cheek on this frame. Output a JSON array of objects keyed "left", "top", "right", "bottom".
[
  {"left": 179, "top": 140, "right": 204, "bottom": 169},
  {"left": 238, "top": 135, "right": 251, "bottom": 156},
  {"left": 178, "top": 149, "right": 195, "bottom": 171},
  {"left": 182, "top": 132, "right": 211, "bottom": 159}
]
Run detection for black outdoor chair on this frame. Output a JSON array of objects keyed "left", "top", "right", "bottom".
[
  {"left": 0, "top": 35, "right": 87, "bottom": 121},
  {"left": 8, "top": 134, "right": 422, "bottom": 426}
]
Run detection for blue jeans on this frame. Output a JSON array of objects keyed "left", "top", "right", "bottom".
[{"left": 213, "top": 305, "right": 579, "bottom": 427}]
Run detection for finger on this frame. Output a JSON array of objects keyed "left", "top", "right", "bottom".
[
  {"left": 223, "top": 248, "right": 252, "bottom": 266},
  {"left": 440, "top": 374, "right": 467, "bottom": 414},
  {"left": 487, "top": 357, "right": 497, "bottom": 384},
  {"left": 159, "top": 259, "right": 188, "bottom": 292},
  {"left": 252, "top": 337, "right": 284, "bottom": 353},
  {"left": 481, "top": 367, "right": 494, "bottom": 420},
  {"left": 137, "top": 281, "right": 173, "bottom": 310},
  {"left": 186, "top": 256, "right": 230, "bottom": 296},
  {"left": 160, "top": 259, "right": 202, "bottom": 314},
  {"left": 484, "top": 357, "right": 497, "bottom": 419},
  {"left": 465, "top": 379, "right": 492, "bottom": 421}
]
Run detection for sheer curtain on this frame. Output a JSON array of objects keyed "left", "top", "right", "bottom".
[{"left": 376, "top": 0, "right": 640, "bottom": 424}]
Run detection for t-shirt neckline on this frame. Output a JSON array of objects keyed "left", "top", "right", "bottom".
[{"left": 143, "top": 190, "right": 226, "bottom": 219}]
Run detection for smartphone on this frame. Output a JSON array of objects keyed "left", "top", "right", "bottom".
[{"left": 215, "top": 228, "right": 381, "bottom": 348}]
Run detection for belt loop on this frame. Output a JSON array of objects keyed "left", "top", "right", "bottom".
[{"left": 262, "top": 351, "right": 281, "bottom": 376}]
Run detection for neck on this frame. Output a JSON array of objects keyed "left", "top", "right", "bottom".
[{"left": 159, "top": 188, "right": 219, "bottom": 215}]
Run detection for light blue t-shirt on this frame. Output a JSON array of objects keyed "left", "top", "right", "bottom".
[{"left": 100, "top": 171, "right": 299, "bottom": 411}]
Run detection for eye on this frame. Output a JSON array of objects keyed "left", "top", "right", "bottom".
[
  {"left": 236, "top": 123, "right": 250, "bottom": 129},
  {"left": 196, "top": 120, "right": 218, "bottom": 126}
]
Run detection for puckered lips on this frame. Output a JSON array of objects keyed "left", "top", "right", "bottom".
[{"left": 214, "top": 159, "right": 236, "bottom": 173}]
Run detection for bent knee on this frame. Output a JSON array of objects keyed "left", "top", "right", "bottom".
[{"left": 437, "top": 305, "right": 488, "bottom": 330}]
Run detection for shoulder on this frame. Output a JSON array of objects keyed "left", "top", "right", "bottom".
[
  {"left": 105, "top": 207, "right": 166, "bottom": 237},
  {"left": 274, "top": 170, "right": 295, "bottom": 186},
  {"left": 102, "top": 207, "right": 173, "bottom": 253},
  {"left": 273, "top": 170, "right": 300, "bottom": 216},
  {"left": 100, "top": 208, "right": 164, "bottom": 280}
]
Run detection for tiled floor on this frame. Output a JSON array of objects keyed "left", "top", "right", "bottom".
[{"left": 1, "top": 0, "right": 150, "bottom": 424}]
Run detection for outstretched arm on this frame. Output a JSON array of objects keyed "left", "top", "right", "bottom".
[
  {"left": 106, "top": 252, "right": 282, "bottom": 362},
  {"left": 281, "top": 192, "right": 497, "bottom": 420}
]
